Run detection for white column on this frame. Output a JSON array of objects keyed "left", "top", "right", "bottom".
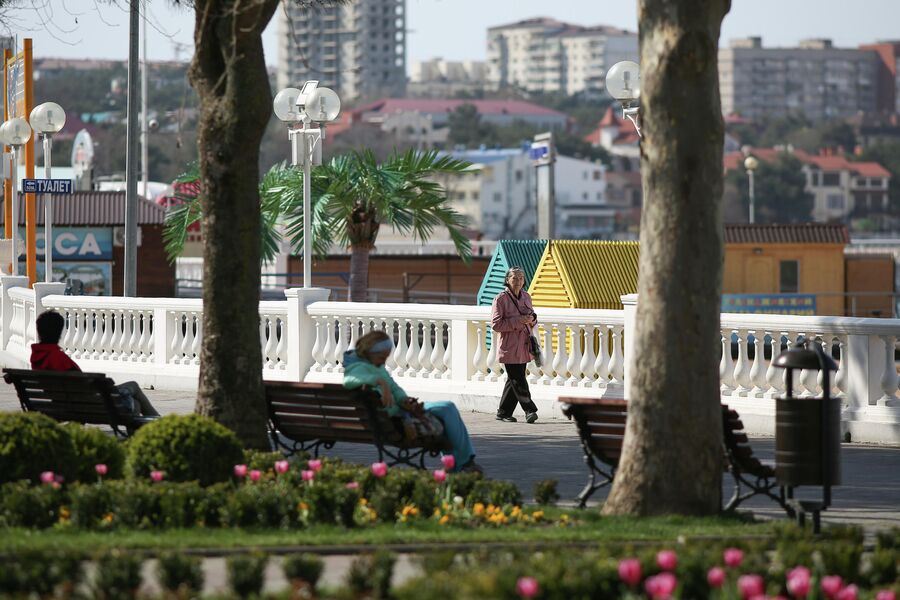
[
  {"left": 31, "top": 282, "right": 67, "bottom": 347},
  {"left": 2, "top": 276, "right": 30, "bottom": 351},
  {"left": 844, "top": 333, "right": 882, "bottom": 413},
  {"left": 621, "top": 293, "right": 637, "bottom": 400},
  {"left": 449, "top": 318, "right": 473, "bottom": 383},
  {"left": 284, "top": 287, "right": 331, "bottom": 381}
]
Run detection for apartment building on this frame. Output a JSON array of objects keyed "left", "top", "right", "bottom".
[
  {"left": 276, "top": 0, "right": 406, "bottom": 101},
  {"left": 486, "top": 17, "right": 638, "bottom": 97},
  {"left": 408, "top": 58, "right": 489, "bottom": 98},
  {"left": 719, "top": 37, "right": 878, "bottom": 121}
]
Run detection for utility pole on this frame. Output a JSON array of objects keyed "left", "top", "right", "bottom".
[
  {"left": 124, "top": 0, "right": 140, "bottom": 296},
  {"left": 531, "top": 132, "right": 556, "bottom": 239}
]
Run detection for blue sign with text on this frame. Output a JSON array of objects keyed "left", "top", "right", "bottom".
[{"left": 22, "top": 178, "right": 73, "bottom": 194}]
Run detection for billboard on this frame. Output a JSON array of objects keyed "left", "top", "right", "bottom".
[
  {"left": 18, "top": 227, "right": 113, "bottom": 261},
  {"left": 722, "top": 293, "right": 816, "bottom": 316},
  {"left": 23, "top": 261, "right": 112, "bottom": 296}
]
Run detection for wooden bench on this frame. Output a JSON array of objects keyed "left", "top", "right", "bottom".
[
  {"left": 265, "top": 381, "right": 451, "bottom": 469},
  {"left": 3, "top": 368, "right": 158, "bottom": 438},
  {"left": 560, "top": 397, "right": 792, "bottom": 515}
]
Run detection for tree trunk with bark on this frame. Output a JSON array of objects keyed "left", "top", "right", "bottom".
[
  {"left": 189, "top": 0, "right": 278, "bottom": 448},
  {"left": 347, "top": 203, "right": 379, "bottom": 301},
  {"left": 602, "top": 0, "right": 731, "bottom": 516}
]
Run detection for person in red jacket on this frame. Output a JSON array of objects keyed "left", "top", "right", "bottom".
[{"left": 31, "top": 310, "right": 159, "bottom": 417}]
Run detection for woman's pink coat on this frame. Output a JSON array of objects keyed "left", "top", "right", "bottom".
[{"left": 491, "top": 289, "right": 536, "bottom": 364}]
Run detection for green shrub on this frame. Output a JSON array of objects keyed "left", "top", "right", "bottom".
[
  {"left": 243, "top": 449, "right": 287, "bottom": 474},
  {"left": 126, "top": 414, "right": 243, "bottom": 486},
  {"left": 0, "top": 480, "right": 64, "bottom": 528},
  {"left": 282, "top": 553, "right": 324, "bottom": 588},
  {"left": 0, "top": 412, "right": 77, "bottom": 484},
  {"left": 226, "top": 553, "right": 267, "bottom": 598},
  {"left": 64, "top": 423, "right": 126, "bottom": 481},
  {"left": 157, "top": 551, "right": 204, "bottom": 595},
  {"left": 467, "top": 479, "right": 522, "bottom": 506},
  {"left": 221, "top": 483, "right": 301, "bottom": 529},
  {"left": 69, "top": 482, "right": 117, "bottom": 529},
  {"left": 346, "top": 552, "right": 396, "bottom": 600},
  {"left": 93, "top": 549, "right": 143, "bottom": 600},
  {"left": 533, "top": 479, "right": 560, "bottom": 505},
  {"left": 876, "top": 528, "right": 900, "bottom": 550}
]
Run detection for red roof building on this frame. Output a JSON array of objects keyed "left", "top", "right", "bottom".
[{"left": 584, "top": 106, "right": 640, "bottom": 157}]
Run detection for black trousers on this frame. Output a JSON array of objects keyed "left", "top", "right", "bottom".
[{"left": 497, "top": 363, "right": 538, "bottom": 416}]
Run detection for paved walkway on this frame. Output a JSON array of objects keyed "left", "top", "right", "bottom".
[{"left": 3, "top": 386, "right": 899, "bottom": 594}]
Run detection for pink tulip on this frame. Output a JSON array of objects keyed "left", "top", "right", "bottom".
[
  {"left": 787, "top": 568, "right": 811, "bottom": 598},
  {"left": 95, "top": 464, "right": 108, "bottom": 476},
  {"left": 821, "top": 576, "right": 844, "bottom": 599},
  {"left": 249, "top": 470, "right": 261, "bottom": 482},
  {"left": 656, "top": 550, "right": 678, "bottom": 571},
  {"left": 40, "top": 471, "right": 55, "bottom": 484},
  {"left": 371, "top": 462, "right": 388, "bottom": 478},
  {"left": 274, "top": 460, "right": 290, "bottom": 474},
  {"left": 707, "top": 567, "right": 727, "bottom": 588},
  {"left": 645, "top": 573, "right": 677, "bottom": 599},
  {"left": 308, "top": 459, "right": 323, "bottom": 472},
  {"left": 516, "top": 576, "right": 539, "bottom": 599},
  {"left": 618, "top": 558, "right": 642, "bottom": 587},
  {"left": 738, "top": 574, "right": 765, "bottom": 599},
  {"left": 302, "top": 470, "right": 315, "bottom": 482},
  {"left": 233, "top": 464, "right": 248, "bottom": 478},
  {"left": 433, "top": 469, "right": 447, "bottom": 483},
  {"left": 724, "top": 547, "right": 745, "bottom": 568},
  {"left": 876, "top": 591, "right": 897, "bottom": 600},
  {"left": 345, "top": 481, "right": 360, "bottom": 490},
  {"left": 836, "top": 585, "right": 858, "bottom": 600},
  {"left": 150, "top": 470, "right": 164, "bottom": 482},
  {"left": 441, "top": 455, "right": 456, "bottom": 470}
]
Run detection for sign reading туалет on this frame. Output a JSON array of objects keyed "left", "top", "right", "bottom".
[{"left": 22, "top": 178, "right": 73, "bottom": 194}]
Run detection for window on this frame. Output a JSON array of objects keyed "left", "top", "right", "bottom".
[
  {"left": 593, "top": 170, "right": 602, "bottom": 180},
  {"left": 822, "top": 172, "right": 840, "bottom": 186},
  {"left": 779, "top": 260, "right": 799, "bottom": 293},
  {"left": 470, "top": 191, "right": 480, "bottom": 200},
  {"left": 827, "top": 194, "right": 845, "bottom": 210},
  {"left": 493, "top": 192, "right": 503, "bottom": 203},
  {"left": 515, "top": 170, "right": 523, "bottom": 182}
]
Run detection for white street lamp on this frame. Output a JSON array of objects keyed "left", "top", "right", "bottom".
[
  {"left": 273, "top": 81, "right": 341, "bottom": 288},
  {"left": 744, "top": 155, "right": 759, "bottom": 224},
  {"left": 605, "top": 60, "right": 642, "bottom": 138},
  {"left": 0, "top": 117, "right": 33, "bottom": 276},
  {"left": 30, "top": 102, "right": 67, "bottom": 282}
]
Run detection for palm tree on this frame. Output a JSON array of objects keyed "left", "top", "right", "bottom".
[{"left": 164, "top": 148, "right": 474, "bottom": 302}]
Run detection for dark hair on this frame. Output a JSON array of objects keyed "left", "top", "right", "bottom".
[{"left": 36, "top": 310, "right": 65, "bottom": 344}]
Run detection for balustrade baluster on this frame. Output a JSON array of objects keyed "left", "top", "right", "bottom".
[
  {"left": 334, "top": 319, "right": 350, "bottom": 373},
  {"left": 749, "top": 330, "right": 766, "bottom": 397},
  {"left": 116, "top": 310, "right": 131, "bottom": 362},
  {"left": 418, "top": 321, "right": 434, "bottom": 378},
  {"left": 107, "top": 310, "right": 122, "bottom": 361},
  {"left": 442, "top": 323, "right": 452, "bottom": 380},
  {"left": 61, "top": 310, "right": 76, "bottom": 351},
  {"left": 348, "top": 318, "right": 360, "bottom": 351},
  {"left": 259, "top": 317, "right": 268, "bottom": 366},
  {"left": 322, "top": 319, "right": 336, "bottom": 373},
  {"left": 310, "top": 317, "right": 325, "bottom": 372},
  {"left": 834, "top": 335, "right": 848, "bottom": 397},
  {"left": 385, "top": 320, "right": 399, "bottom": 372},
  {"left": 765, "top": 332, "right": 784, "bottom": 397},
  {"left": 393, "top": 319, "right": 409, "bottom": 377},
  {"left": 799, "top": 334, "right": 821, "bottom": 396},
  {"left": 879, "top": 334, "right": 899, "bottom": 406},
  {"left": 191, "top": 313, "right": 202, "bottom": 365},
  {"left": 485, "top": 326, "right": 501, "bottom": 382},
  {"left": 89, "top": 311, "right": 104, "bottom": 360},
  {"left": 579, "top": 325, "right": 597, "bottom": 388},
  {"left": 472, "top": 323, "right": 486, "bottom": 382},
  {"left": 141, "top": 311, "right": 154, "bottom": 362},
  {"left": 169, "top": 312, "right": 184, "bottom": 365},
  {"left": 608, "top": 325, "right": 624, "bottom": 384},
  {"left": 552, "top": 324, "right": 566, "bottom": 385},
  {"left": 99, "top": 310, "right": 115, "bottom": 360},
  {"left": 566, "top": 325, "right": 582, "bottom": 386},
  {"left": 404, "top": 320, "right": 421, "bottom": 377},
  {"left": 595, "top": 326, "right": 610, "bottom": 388},
  {"left": 720, "top": 330, "right": 735, "bottom": 393},
  {"left": 430, "top": 321, "right": 446, "bottom": 378},
  {"left": 71, "top": 311, "right": 85, "bottom": 359},
  {"left": 275, "top": 318, "right": 287, "bottom": 367},
  {"left": 181, "top": 313, "right": 196, "bottom": 365},
  {"left": 731, "top": 329, "right": 751, "bottom": 396},
  {"left": 263, "top": 317, "right": 277, "bottom": 369},
  {"left": 128, "top": 311, "right": 142, "bottom": 362},
  {"left": 536, "top": 326, "right": 552, "bottom": 385}
]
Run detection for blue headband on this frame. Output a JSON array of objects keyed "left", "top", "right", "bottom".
[{"left": 369, "top": 338, "right": 394, "bottom": 353}]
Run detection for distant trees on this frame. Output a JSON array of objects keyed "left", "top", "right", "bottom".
[{"left": 723, "top": 154, "right": 814, "bottom": 223}]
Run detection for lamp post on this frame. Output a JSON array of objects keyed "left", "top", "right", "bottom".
[
  {"left": 605, "top": 61, "right": 642, "bottom": 138},
  {"left": 0, "top": 117, "right": 33, "bottom": 276},
  {"left": 29, "top": 102, "right": 67, "bottom": 282},
  {"left": 744, "top": 155, "right": 759, "bottom": 224},
  {"left": 273, "top": 81, "right": 341, "bottom": 288}
]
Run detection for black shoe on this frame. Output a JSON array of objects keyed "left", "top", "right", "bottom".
[
  {"left": 495, "top": 414, "right": 517, "bottom": 422},
  {"left": 460, "top": 459, "right": 484, "bottom": 474},
  {"left": 525, "top": 412, "right": 538, "bottom": 424}
]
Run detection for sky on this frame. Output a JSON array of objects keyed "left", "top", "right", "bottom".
[{"left": 1, "top": 0, "right": 899, "bottom": 67}]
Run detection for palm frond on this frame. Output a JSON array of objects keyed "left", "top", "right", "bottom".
[{"left": 162, "top": 199, "right": 202, "bottom": 263}]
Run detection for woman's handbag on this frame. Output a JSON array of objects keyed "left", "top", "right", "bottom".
[
  {"left": 398, "top": 398, "right": 445, "bottom": 446},
  {"left": 529, "top": 333, "right": 543, "bottom": 367}
]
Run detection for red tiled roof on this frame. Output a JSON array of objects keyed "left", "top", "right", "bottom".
[
  {"left": 724, "top": 224, "right": 849, "bottom": 245},
  {"left": 849, "top": 162, "right": 891, "bottom": 178},
  {"left": 584, "top": 108, "right": 638, "bottom": 146},
  {"left": 598, "top": 106, "right": 619, "bottom": 127},
  {"left": 353, "top": 98, "right": 567, "bottom": 119},
  {"left": 3, "top": 191, "right": 166, "bottom": 226}
]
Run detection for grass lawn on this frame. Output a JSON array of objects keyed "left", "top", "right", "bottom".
[{"left": 1, "top": 510, "right": 777, "bottom": 555}]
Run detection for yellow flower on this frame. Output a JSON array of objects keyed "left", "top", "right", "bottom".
[
  {"left": 441, "top": 501, "right": 450, "bottom": 511},
  {"left": 473, "top": 503, "right": 485, "bottom": 516},
  {"left": 58, "top": 507, "right": 71, "bottom": 522},
  {"left": 510, "top": 506, "right": 522, "bottom": 517},
  {"left": 298, "top": 502, "right": 310, "bottom": 512},
  {"left": 359, "top": 498, "right": 368, "bottom": 506},
  {"left": 532, "top": 510, "right": 544, "bottom": 521},
  {"left": 401, "top": 505, "right": 419, "bottom": 517},
  {"left": 439, "top": 514, "right": 451, "bottom": 525},
  {"left": 102, "top": 512, "right": 114, "bottom": 524},
  {"left": 433, "top": 508, "right": 442, "bottom": 517}
]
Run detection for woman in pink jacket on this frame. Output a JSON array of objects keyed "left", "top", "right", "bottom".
[{"left": 490, "top": 266, "right": 539, "bottom": 423}]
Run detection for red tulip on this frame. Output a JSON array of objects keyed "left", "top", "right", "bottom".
[
  {"left": 433, "top": 469, "right": 447, "bottom": 483},
  {"left": 233, "top": 464, "right": 248, "bottom": 478},
  {"left": 441, "top": 455, "right": 456, "bottom": 470},
  {"left": 301, "top": 469, "right": 315, "bottom": 482},
  {"left": 707, "top": 567, "right": 726, "bottom": 588},
  {"left": 836, "top": 585, "right": 858, "bottom": 600},
  {"left": 274, "top": 460, "right": 290, "bottom": 474},
  {"left": 516, "top": 576, "right": 539, "bottom": 599},
  {"left": 371, "top": 462, "right": 388, "bottom": 478},
  {"left": 308, "top": 459, "right": 323, "bottom": 472},
  {"left": 724, "top": 547, "right": 744, "bottom": 568},
  {"left": 345, "top": 481, "right": 360, "bottom": 490},
  {"left": 617, "top": 558, "right": 642, "bottom": 587},
  {"left": 249, "top": 470, "right": 261, "bottom": 482},
  {"left": 95, "top": 464, "right": 108, "bottom": 476},
  {"left": 787, "top": 571, "right": 811, "bottom": 598},
  {"left": 40, "top": 471, "right": 55, "bottom": 484},
  {"left": 150, "top": 470, "right": 164, "bottom": 482},
  {"left": 656, "top": 550, "right": 678, "bottom": 571},
  {"left": 738, "top": 574, "right": 765, "bottom": 599},
  {"left": 876, "top": 590, "right": 897, "bottom": 600},
  {"left": 645, "top": 573, "right": 677, "bottom": 599},
  {"left": 821, "top": 576, "right": 844, "bottom": 599}
]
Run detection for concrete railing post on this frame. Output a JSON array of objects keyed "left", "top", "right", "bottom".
[
  {"left": 0, "top": 276, "right": 28, "bottom": 351},
  {"left": 621, "top": 293, "right": 638, "bottom": 401},
  {"left": 31, "top": 283, "right": 67, "bottom": 347},
  {"left": 285, "top": 287, "right": 331, "bottom": 382},
  {"left": 844, "top": 333, "right": 881, "bottom": 413},
  {"left": 450, "top": 318, "right": 473, "bottom": 382},
  {"left": 153, "top": 307, "right": 171, "bottom": 367}
]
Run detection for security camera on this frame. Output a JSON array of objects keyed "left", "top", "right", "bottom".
[{"left": 148, "top": 118, "right": 160, "bottom": 132}]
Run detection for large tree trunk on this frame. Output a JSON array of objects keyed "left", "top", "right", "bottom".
[
  {"left": 348, "top": 244, "right": 372, "bottom": 302},
  {"left": 190, "top": 0, "right": 279, "bottom": 448},
  {"left": 602, "top": 0, "right": 731, "bottom": 516},
  {"left": 347, "top": 203, "right": 379, "bottom": 302}
]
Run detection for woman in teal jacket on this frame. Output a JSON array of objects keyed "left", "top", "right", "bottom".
[{"left": 343, "top": 330, "right": 482, "bottom": 473}]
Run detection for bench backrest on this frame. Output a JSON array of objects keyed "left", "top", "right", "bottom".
[
  {"left": 265, "top": 381, "right": 402, "bottom": 445},
  {"left": 559, "top": 397, "right": 627, "bottom": 468},
  {"left": 3, "top": 368, "right": 126, "bottom": 428},
  {"left": 722, "top": 404, "right": 773, "bottom": 478}
]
